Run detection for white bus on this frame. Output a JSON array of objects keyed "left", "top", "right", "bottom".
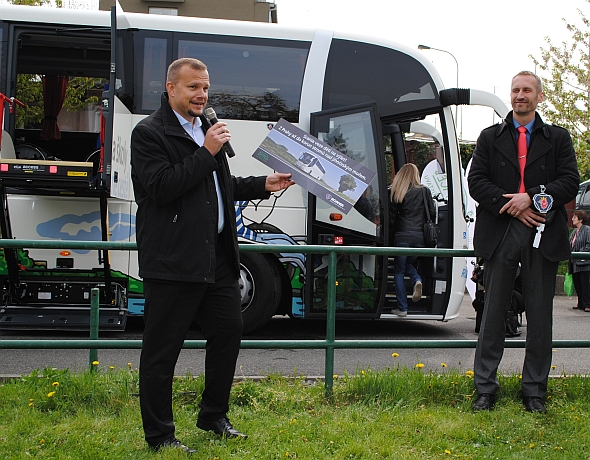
[
  {"left": 295, "top": 152, "right": 326, "bottom": 181},
  {"left": 0, "top": 4, "right": 508, "bottom": 332}
]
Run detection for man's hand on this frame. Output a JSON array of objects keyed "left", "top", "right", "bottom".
[
  {"left": 500, "top": 192, "right": 545, "bottom": 228},
  {"left": 203, "top": 121, "right": 231, "bottom": 156},
  {"left": 265, "top": 173, "right": 294, "bottom": 192}
]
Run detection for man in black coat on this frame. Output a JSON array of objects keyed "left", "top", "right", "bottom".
[
  {"left": 468, "top": 71, "right": 579, "bottom": 413},
  {"left": 131, "top": 58, "right": 293, "bottom": 453}
]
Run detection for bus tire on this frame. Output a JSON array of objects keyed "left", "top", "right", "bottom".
[{"left": 239, "top": 252, "right": 281, "bottom": 334}]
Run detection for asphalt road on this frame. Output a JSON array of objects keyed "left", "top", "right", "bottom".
[{"left": 1, "top": 293, "right": 589, "bottom": 378}]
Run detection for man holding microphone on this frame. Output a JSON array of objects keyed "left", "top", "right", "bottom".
[{"left": 131, "top": 57, "right": 293, "bottom": 453}]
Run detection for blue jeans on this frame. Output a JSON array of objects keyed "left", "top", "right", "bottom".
[{"left": 394, "top": 242, "right": 422, "bottom": 311}]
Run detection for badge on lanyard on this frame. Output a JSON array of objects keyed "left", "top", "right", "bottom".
[{"left": 532, "top": 185, "right": 553, "bottom": 213}]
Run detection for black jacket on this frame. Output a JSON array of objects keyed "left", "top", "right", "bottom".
[
  {"left": 468, "top": 111, "right": 579, "bottom": 262},
  {"left": 568, "top": 224, "right": 590, "bottom": 274},
  {"left": 389, "top": 185, "right": 436, "bottom": 245},
  {"left": 131, "top": 93, "right": 269, "bottom": 282}
]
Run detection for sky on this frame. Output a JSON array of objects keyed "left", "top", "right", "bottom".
[{"left": 274, "top": 0, "right": 586, "bottom": 141}]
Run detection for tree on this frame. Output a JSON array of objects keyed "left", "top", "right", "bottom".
[
  {"left": 338, "top": 174, "right": 357, "bottom": 193},
  {"left": 15, "top": 76, "right": 104, "bottom": 129},
  {"left": 460, "top": 142, "right": 475, "bottom": 170},
  {"left": 530, "top": 0, "right": 590, "bottom": 180},
  {"left": 10, "top": 0, "right": 63, "bottom": 6}
]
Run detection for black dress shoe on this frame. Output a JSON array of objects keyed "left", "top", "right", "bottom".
[
  {"left": 523, "top": 396, "right": 547, "bottom": 413},
  {"left": 151, "top": 437, "right": 196, "bottom": 454},
  {"left": 472, "top": 393, "right": 496, "bottom": 411},
  {"left": 197, "top": 417, "right": 248, "bottom": 439}
]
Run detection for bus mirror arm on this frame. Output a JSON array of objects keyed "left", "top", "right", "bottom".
[{"left": 439, "top": 88, "right": 509, "bottom": 119}]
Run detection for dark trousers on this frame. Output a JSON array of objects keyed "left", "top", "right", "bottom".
[
  {"left": 572, "top": 270, "right": 590, "bottom": 310},
  {"left": 139, "top": 243, "right": 243, "bottom": 446},
  {"left": 474, "top": 219, "right": 557, "bottom": 398}
]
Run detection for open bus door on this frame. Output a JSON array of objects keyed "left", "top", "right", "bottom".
[
  {"left": 306, "top": 103, "right": 388, "bottom": 319},
  {"left": 0, "top": 9, "right": 127, "bottom": 331}
]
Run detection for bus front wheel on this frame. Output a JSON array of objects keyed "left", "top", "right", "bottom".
[{"left": 239, "top": 252, "right": 282, "bottom": 334}]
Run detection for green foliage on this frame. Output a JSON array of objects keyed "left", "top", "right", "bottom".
[
  {"left": 460, "top": 142, "right": 475, "bottom": 170},
  {"left": 15, "top": 75, "right": 102, "bottom": 128},
  {"left": 530, "top": 0, "right": 590, "bottom": 181},
  {"left": 9, "top": 0, "right": 60, "bottom": 5},
  {"left": 2, "top": 366, "right": 590, "bottom": 458},
  {"left": 404, "top": 139, "right": 433, "bottom": 170},
  {"left": 15, "top": 74, "right": 44, "bottom": 128}
]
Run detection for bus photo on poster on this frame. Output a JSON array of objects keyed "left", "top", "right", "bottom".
[{"left": 253, "top": 118, "right": 376, "bottom": 214}]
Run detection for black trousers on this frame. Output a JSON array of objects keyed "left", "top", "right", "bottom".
[
  {"left": 139, "top": 243, "right": 243, "bottom": 446},
  {"left": 572, "top": 270, "right": 590, "bottom": 310},
  {"left": 474, "top": 219, "right": 557, "bottom": 398}
]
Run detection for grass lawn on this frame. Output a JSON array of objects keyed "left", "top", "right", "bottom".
[{"left": 1, "top": 363, "right": 589, "bottom": 459}]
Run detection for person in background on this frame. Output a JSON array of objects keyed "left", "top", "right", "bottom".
[
  {"left": 569, "top": 210, "right": 590, "bottom": 312},
  {"left": 468, "top": 71, "right": 579, "bottom": 413},
  {"left": 131, "top": 57, "right": 294, "bottom": 453},
  {"left": 354, "top": 184, "right": 376, "bottom": 223},
  {"left": 389, "top": 163, "right": 435, "bottom": 316}
]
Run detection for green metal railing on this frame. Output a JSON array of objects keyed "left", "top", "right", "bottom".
[{"left": 1, "top": 239, "right": 590, "bottom": 396}]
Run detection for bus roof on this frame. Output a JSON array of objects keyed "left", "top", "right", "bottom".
[{"left": 0, "top": 3, "right": 444, "bottom": 94}]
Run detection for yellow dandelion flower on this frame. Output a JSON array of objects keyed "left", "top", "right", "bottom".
[
  {"left": 551, "top": 365, "right": 556, "bottom": 370},
  {"left": 465, "top": 370, "right": 474, "bottom": 376},
  {"left": 127, "top": 362, "right": 132, "bottom": 369},
  {"left": 47, "top": 391, "right": 56, "bottom": 398},
  {"left": 92, "top": 361, "right": 99, "bottom": 366},
  {"left": 441, "top": 363, "right": 447, "bottom": 368},
  {"left": 333, "top": 374, "right": 338, "bottom": 379},
  {"left": 519, "top": 375, "right": 523, "bottom": 379},
  {"left": 29, "top": 398, "right": 34, "bottom": 402},
  {"left": 445, "top": 450, "right": 451, "bottom": 455},
  {"left": 415, "top": 363, "right": 424, "bottom": 369},
  {"left": 529, "top": 443, "right": 535, "bottom": 448},
  {"left": 109, "top": 365, "right": 115, "bottom": 370},
  {"left": 279, "top": 430, "right": 284, "bottom": 434},
  {"left": 361, "top": 370, "right": 365, "bottom": 375},
  {"left": 40, "top": 439, "right": 45, "bottom": 444},
  {"left": 391, "top": 352, "right": 399, "bottom": 358},
  {"left": 286, "top": 453, "right": 290, "bottom": 457},
  {"left": 28, "top": 402, "right": 34, "bottom": 407}
]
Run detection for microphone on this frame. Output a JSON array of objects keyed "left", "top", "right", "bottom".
[{"left": 204, "top": 107, "right": 235, "bottom": 158}]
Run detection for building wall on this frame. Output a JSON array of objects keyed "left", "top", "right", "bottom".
[{"left": 99, "top": 0, "right": 277, "bottom": 23}]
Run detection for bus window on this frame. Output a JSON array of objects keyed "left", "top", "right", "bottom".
[
  {"left": 323, "top": 39, "right": 439, "bottom": 117},
  {"left": 309, "top": 104, "right": 385, "bottom": 315},
  {"left": 11, "top": 26, "right": 110, "bottom": 163},
  {"left": 141, "top": 37, "right": 169, "bottom": 112},
  {"left": 316, "top": 110, "right": 381, "bottom": 233},
  {"left": 175, "top": 36, "right": 309, "bottom": 122}
]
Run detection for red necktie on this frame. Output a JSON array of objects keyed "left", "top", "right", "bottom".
[{"left": 517, "top": 126, "right": 527, "bottom": 193}]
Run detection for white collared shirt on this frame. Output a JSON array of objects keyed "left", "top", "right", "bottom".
[{"left": 173, "top": 111, "right": 224, "bottom": 234}]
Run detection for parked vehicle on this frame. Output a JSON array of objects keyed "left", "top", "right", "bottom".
[{"left": 0, "top": 4, "right": 507, "bottom": 333}]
